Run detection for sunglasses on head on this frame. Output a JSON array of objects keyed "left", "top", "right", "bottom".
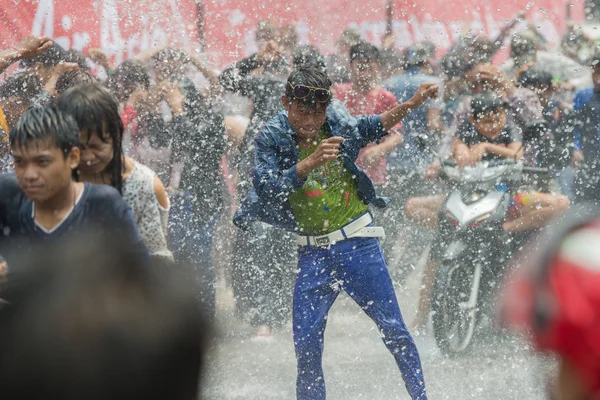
[{"left": 287, "top": 82, "right": 331, "bottom": 103}]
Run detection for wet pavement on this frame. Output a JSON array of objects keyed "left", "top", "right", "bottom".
[{"left": 203, "top": 265, "right": 553, "bottom": 400}]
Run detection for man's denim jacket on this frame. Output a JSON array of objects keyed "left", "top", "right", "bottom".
[{"left": 234, "top": 99, "right": 392, "bottom": 232}]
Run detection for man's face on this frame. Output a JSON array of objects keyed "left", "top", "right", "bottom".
[
  {"left": 282, "top": 96, "right": 328, "bottom": 140},
  {"left": 78, "top": 130, "right": 114, "bottom": 175},
  {"left": 470, "top": 109, "right": 507, "bottom": 139},
  {"left": 12, "top": 138, "right": 80, "bottom": 203},
  {"left": 350, "top": 60, "right": 379, "bottom": 89}
]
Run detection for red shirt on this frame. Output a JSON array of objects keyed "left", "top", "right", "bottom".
[{"left": 332, "top": 84, "right": 400, "bottom": 185}]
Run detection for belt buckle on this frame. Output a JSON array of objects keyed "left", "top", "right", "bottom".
[{"left": 314, "top": 235, "right": 331, "bottom": 247}]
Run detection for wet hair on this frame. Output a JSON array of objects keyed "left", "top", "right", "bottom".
[
  {"left": 471, "top": 92, "right": 504, "bottom": 120},
  {"left": 9, "top": 106, "right": 80, "bottom": 180},
  {"left": 19, "top": 42, "right": 68, "bottom": 69},
  {"left": 0, "top": 231, "right": 209, "bottom": 400},
  {"left": 292, "top": 45, "right": 327, "bottom": 73},
  {"left": 55, "top": 69, "right": 98, "bottom": 96},
  {"left": 56, "top": 83, "right": 124, "bottom": 193},
  {"left": 106, "top": 61, "right": 150, "bottom": 103},
  {"left": 0, "top": 73, "right": 42, "bottom": 102},
  {"left": 64, "top": 49, "right": 90, "bottom": 70},
  {"left": 286, "top": 67, "right": 332, "bottom": 106},
  {"left": 349, "top": 42, "right": 380, "bottom": 63},
  {"left": 518, "top": 68, "right": 553, "bottom": 89}
]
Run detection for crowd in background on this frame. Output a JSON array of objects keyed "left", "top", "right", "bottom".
[{"left": 1, "top": 9, "right": 600, "bottom": 399}]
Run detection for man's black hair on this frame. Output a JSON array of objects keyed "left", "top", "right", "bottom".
[
  {"left": 19, "top": 42, "right": 68, "bottom": 69},
  {"left": 64, "top": 49, "right": 90, "bottom": 70},
  {"left": 9, "top": 106, "right": 80, "bottom": 169},
  {"left": 471, "top": 92, "right": 504, "bottom": 120},
  {"left": 0, "top": 73, "right": 42, "bottom": 102},
  {"left": 56, "top": 83, "right": 124, "bottom": 193},
  {"left": 106, "top": 60, "right": 151, "bottom": 103},
  {"left": 292, "top": 45, "right": 327, "bottom": 73},
  {"left": 349, "top": 42, "right": 380, "bottom": 63},
  {"left": 55, "top": 69, "right": 98, "bottom": 96},
  {"left": 518, "top": 68, "right": 553, "bottom": 89},
  {"left": 285, "top": 67, "right": 332, "bottom": 105}
]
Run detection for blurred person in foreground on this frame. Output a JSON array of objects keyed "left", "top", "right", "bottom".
[
  {"left": 0, "top": 231, "right": 209, "bottom": 400},
  {"left": 234, "top": 66, "right": 438, "bottom": 400},
  {"left": 0, "top": 106, "right": 149, "bottom": 269},
  {"left": 500, "top": 206, "right": 600, "bottom": 400}
]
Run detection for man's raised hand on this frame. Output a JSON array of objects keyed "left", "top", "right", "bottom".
[
  {"left": 409, "top": 83, "right": 439, "bottom": 108},
  {"left": 14, "top": 36, "right": 53, "bottom": 60}
]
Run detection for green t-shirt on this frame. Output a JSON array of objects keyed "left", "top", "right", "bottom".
[{"left": 289, "top": 129, "right": 368, "bottom": 235}]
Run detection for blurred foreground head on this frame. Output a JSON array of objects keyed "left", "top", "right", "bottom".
[
  {"left": 0, "top": 231, "right": 209, "bottom": 400},
  {"left": 500, "top": 205, "right": 600, "bottom": 400}
]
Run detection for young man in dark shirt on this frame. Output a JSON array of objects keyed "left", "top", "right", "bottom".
[{"left": 1, "top": 106, "right": 148, "bottom": 268}]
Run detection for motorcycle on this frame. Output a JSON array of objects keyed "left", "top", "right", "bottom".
[{"left": 431, "top": 159, "right": 548, "bottom": 356}]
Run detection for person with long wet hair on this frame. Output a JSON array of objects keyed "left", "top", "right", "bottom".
[{"left": 56, "top": 83, "right": 172, "bottom": 261}]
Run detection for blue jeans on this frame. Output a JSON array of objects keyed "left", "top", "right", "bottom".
[
  {"left": 168, "top": 192, "right": 218, "bottom": 318},
  {"left": 293, "top": 237, "right": 427, "bottom": 400}
]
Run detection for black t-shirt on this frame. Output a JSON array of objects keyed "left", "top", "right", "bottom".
[{"left": 0, "top": 180, "right": 149, "bottom": 267}]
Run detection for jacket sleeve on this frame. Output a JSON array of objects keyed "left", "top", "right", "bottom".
[
  {"left": 252, "top": 126, "right": 305, "bottom": 202},
  {"left": 328, "top": 99, "right": 387, "bottom": 146},
  {"left": 356, "top": 114, "right": 387, "bottom": 145}
]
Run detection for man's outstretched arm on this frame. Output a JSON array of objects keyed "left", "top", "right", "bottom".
[{"left": 380, "top": 82, "right": 439, "bottom": 131}]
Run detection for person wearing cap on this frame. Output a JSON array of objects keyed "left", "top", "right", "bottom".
[
  {"left": 234, "top": 66, "right": 438, "bottom": 400},
  {"left": 500, "top": 207, "right": 600, "bottom": 400},
  {"left": 569, "top": 53, "right": 600, "bottom": 205}
]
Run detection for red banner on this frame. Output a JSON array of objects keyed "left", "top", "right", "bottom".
[
  {"left": 204, "top": 0, "right": 586, "bottom": 65},
  {"left": 0, "top": 0, "right": 199, "bottom": 66},
  {"left": 0, "top": 0, "right": 587, "bottom": 67}
]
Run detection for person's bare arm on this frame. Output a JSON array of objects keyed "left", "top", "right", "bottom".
[
  {"left": 361, "top": 133, "right": 403, "bottom": 166},
  {"left": 453, "top": 137, "right": 478, "bottom": 168},
  {"left": 484, "top": 142, "right": 524, "bottom": 160},
  {"left": 88, "top": 48, "right": 115, "bottom": 72},
  {"left": 380, "top": 83, "right": 439, "bottom": 131},
  {"left": 0, "top": 36, "right": 53, "bottom": 74},
  {"left": 188, "top": 55, "right": 222, "bottom": 97}
]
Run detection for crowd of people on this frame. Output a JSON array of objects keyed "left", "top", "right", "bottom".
[{"left": 0, "top": 10, "right": 600, "bottom": 400}]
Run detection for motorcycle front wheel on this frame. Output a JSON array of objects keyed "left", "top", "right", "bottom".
[{"left": 432, "top": 255, "right": 483, "bottom": 356}]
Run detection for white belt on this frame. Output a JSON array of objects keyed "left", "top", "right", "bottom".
[{"left": 296, "top": 213, "right": 385, "bottom": 247}]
